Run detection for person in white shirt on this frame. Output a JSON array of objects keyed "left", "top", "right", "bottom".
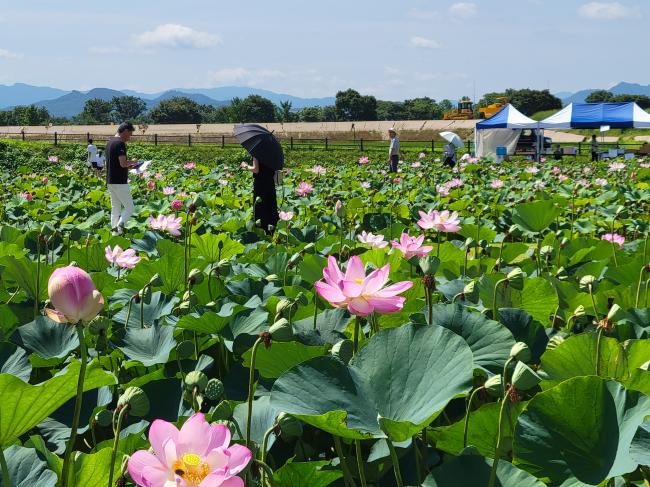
[
  {"left": 443, "top": 143, "right": 457, "bottom": 168},
  {"left": 87, "top": 139, "right": 97, "bottom": 172},
  {"left": 388, "top": 128, "right": 402, "bottom": 173},
  {"left": 94, "top": 150, "right": 105, "bottom": 177}
]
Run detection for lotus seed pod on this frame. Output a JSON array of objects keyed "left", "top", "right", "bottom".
[
  {"left": 255, "top": 197, "right": 263, "bottom": 204},
  {"left": 506, "top": 268, "right": 524, "bottom": 290},
  {"left": 288, "top": 253, "right": 301, "bottom": 267},
  {"left": 511, "top": 362, "right": 541, "bottom": 391},
  {"left": 546, "top": 334, "right": 565, "bottom": 350},
  {"left": 204, "top": 378, "right": 224, "bottom": 401},
  {"left": 210, "top": 400, "right": 233, "bottom": 420},
  {"left": 117, "top": 387, "right": 150, "bottom": 417},
  {"left": 269, "top": 318, "right": 294, "bottom": 342},
  {"left": 184, "top": 371, "right": 208, "bottom": 392},
  {"left": 188, "top": 268, "right": 204, "bottom": 285},
  {"left": 181, "top": 290, "right": 198, "bottom": 307},
  {"left": 87, "top": 316, "right": 110, "bottom": 335},
  {"left": 419, "top": 255, "right": 440, "bottom": 275},
  {"left": 555, "top": 267, "right": 568, "bottom": 280},
  {"left": 275, "top": 298, "right": 292, "bottom": 315},
  {"left": 148, "top": 273, "right": 163, "bottom": 287},
  {"left": 277, "top": 412, "right": 303, "bottom": 440},
  {"left": 462, "top": 281, "right": 479, "bottom": 303},
  {"left": 331, "top": 339, "right": 354, "bottom": 364},
  {"left": 176, "top": 340, "right": 195, "bottom": 360},
  {"left": 484, "top": 375, "right": 504, "bottom": 397},
  {"left": 95, "top": 409, "right": 113, "bottom": 427},
  {"left": 579, "top": 275, "right": 597, "bottom": 291},
  {"left": 510, "top": 342, "right": 531, "bottom": 362}
]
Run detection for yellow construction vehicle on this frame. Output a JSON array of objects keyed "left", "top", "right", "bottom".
[
  {"left": 443, "top": 97, "right": 474, "bottom": 120},
  {"left": 479, "top": 96, "right": 508, "bottom": 119}
]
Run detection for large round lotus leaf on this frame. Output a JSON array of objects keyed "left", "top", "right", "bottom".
[
  {"left": 113, "top": 324, "right": 176, "bottom": 367},
  {"left": 0, "top": 445, "right": 57, "bottom": 487},
  {"left": 428, "top": 303, "right": 515, "bottom": 373},
  {"left": 423, "top": 449, "right": 544, "bottom": 487},
  {"left": 540, "top": 333, "right": 650, "bottom": 395},
  {"left": 513, "top": 376, "right": 650, "bottom": 485},
  {"left": 0, "top": 342, "right": 31, "bottom": 381},
  {"left": 509, "top": 278, "right": 559, "bottom": 327},
  {"left": 14, "top": 316, "right": 79, "bottom": 362},
  {"left": 498, "top": 308, "right": 548, "bottom": 364},
  {"left": 232, "top": 395, "right": 279, "bottom": 450},
  {"left": 271, "top": 323, "right": 474, "bottom": 441},
  {"left": 511, "top": 200, "right": 560, "bottom": 234},
  {"left": 630, "top": 419, "right": 650, "bottom": 466},
  {"left": 111, "top": 291, "right": 178, "bottom": 328},
  {"left": 272, "top": 460, "right": 343, "bottom": 487}
]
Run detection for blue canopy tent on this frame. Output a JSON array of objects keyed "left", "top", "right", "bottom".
[
  {"left": 538, "top": 102, "right": 650, "bottom": 129},
  {"left": 474, "top": 104, "right": 539, "bottom": 159}
]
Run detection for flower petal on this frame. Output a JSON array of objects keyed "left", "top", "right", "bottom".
[
  {"left": 362, "top": 265, "right": 390, "bottom": 295},
  {"left": 374, "top": 280, "right": 413, "bottom": 297},
  {"left": 141, "top": 464, "right": 173, "bottom": 487},
  {"left": 207, "top": 423, "right": 231, "bottom": 451},
  {"left": 178, "top": 413, "right": 211, "bottom": 456},
  {"left": 348, "top": 297, "right": 373, "bottom": 316},
  {"left": 148, "top": 419, "right": 179, "bottom": 461},
  {"left": 227, "top": 444, "right": 253, "bottom": 475},
  {"left": 314, "top": 281, "right": 346, "bottom": 305},
  {"left": 341, "top": 280, "right": 363, "bottom": 298},
  {"left": 344, "top": 256, "right": 365, "bottom": 281},
  {"left": 128, "top": 450, "right": 165, "bottom": 486},
  {"left": 365, "top": 296, "right": 406, "bottom": 314}
]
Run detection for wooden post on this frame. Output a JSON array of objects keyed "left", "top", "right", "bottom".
[
  {"left": 578, "top": 142, "right": 581, "bottom": 155},
  {"left": 431, "top": 139, "right": 435, "bottom": 152},
  {"left": 360, "top": 138, "right": 364, "bottom": 151},
  {"left": 21, "top": 130, "right": 25, "bottom": 141},
  {"left": 290, "top": 136, "right": 294, "bottom": 150},
  {"left": 154, "top": 134, "right": 158, "bottom": 146},
  {"left": 221, "top": 135, "right": 225, "bottom": 148},
  {"left": 86, "top": 132, "right": 90, "bottom": 142},
  {"left": 325, "top": 137, "right": 328, "bottom": 150},
  {"left": 466, "top": 139, "right": 471, "bottom": 153},
  {"left": 54, "top": 132, "right": 58, "bottom": 146},
  {"left": 188, "top": 134, "right": 192, "bottom": 146}
]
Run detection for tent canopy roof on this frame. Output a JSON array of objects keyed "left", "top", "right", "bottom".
[
  {"left": 475, "top": 104, "right": 539, "bottom": 130},
  {"left": 538, "top": 102, "right": 650, "bottom": 129}
]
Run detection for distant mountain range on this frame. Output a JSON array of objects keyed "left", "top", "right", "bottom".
[
  {"left": 0, "top": 84, "right": 336, "bottom": 117},
  {"left": 559, "top": 82, "right": 650, "bottom": 104}
]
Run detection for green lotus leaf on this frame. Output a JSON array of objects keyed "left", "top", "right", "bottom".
[
  {"left": 630, "top": 419, "right": 650, "bottom": 466},
  {"left": 0, "top": 342, "right": 31, "bottom": 381},
  {"left": 271, "top": 323, "right": 474, "bottom": 441},
  {"left": 498, "top": 308, "right": 548, "bottom": 363},
  {"left": 512, "top": 200, "right": 560, "bottom": 234},
  {"left": 113, "top": 324, "right": 176, "bottom": 367},
  {"left": 232, "top": 395, "right": 279, "bottom": 450},
  {"left": 510, "top": 277, "right": 558, "bottom": 326},
  {"left": 70, "top": 447, "right": 124, "bottom": 487},
  {"left": 111, "top": 291, "right": 178, "bottom": 328},
  {"left": 0, "top": 445, "right": 57, "bottom": 487},
  {"left": 273, "top": 460, "right": 343, "bottom": 487},
  {"left": 513, "top": 376, "right": 650, "bottom": 485},
  {"left": 14, "top": 316, "right": 79, "bottom": 363},
  {"left": 192, "top": 232, "right": 245, "bottom": 263},
  {"left": 242, "top": 341, "right": 327, "bottom": 379}
]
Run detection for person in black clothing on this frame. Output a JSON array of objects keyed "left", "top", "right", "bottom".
[
  {"left": 240, "top": 157, "right": 279, "bottom": 232},
  {"left": 106, "top": 122, "right": 139, "bottom": 235},
  {"left": 591, "top": 135, "right": 599, "bottom": 162}
]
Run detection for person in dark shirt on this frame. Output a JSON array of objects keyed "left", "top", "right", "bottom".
[
  {"left": 106, "top": 122, "right": 139, "bottom": 235},
  {"left": 240, "top": 157, "right": 279, "bottom": 233}
]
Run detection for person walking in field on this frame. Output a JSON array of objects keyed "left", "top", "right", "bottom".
[
  {"left": 86, "top": 138, "right": 97, "bottom": 174},
  {"left": 106, "top": 122, "right": 139, "bottom": 235},
  {"left": 388, "top": 128, "right": 402, "bottom": 173},
  {"left": 591, "top": 134, "right": 599, "bottom": 162},
  {"left": 443, "top": 142, "right": 457, "bottom": 168}
]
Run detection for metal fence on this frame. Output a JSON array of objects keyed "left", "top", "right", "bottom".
[{"left": 0, "top": 130, "right": 646, "bottom": 155}]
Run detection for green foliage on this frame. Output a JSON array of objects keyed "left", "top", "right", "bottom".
[
  {"left": 111, "top": 95, "right": 147, "bottom": 122},
  {"left": 148, "top": 96, "right": 203, "bottom": 123},
  {"left": 479, "top": 88, "right": 562, "bottom": 116},
  {"left": 335, "top": 88, "right": 378, "bottom": 121}
]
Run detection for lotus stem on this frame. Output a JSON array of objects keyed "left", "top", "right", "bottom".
[
  {"left": 595, "top": 327, "right": 603, "bottom": 376},
  {"left": 353, "top": 317, "right": 361, "bottom": 354},
  {"left": 502, "top": 357, "right": 514, "bottom": 401},
  {"left": 246, "top": 337, "right": 263, "bottom": 450},
  {"left": 0, "top": 446, "right": 10, "bottom": 487},
  {"left": 635, "top": 265, "right": 649, "bottom": 308},
  {"left": 386, "top": 438, "right": 404, "bottom": 487},
  {"left": 260, "top": 425, "right": 275, "bottom": 485},
  {"left": 436, "top": 232, "right": 441, "bottom": 258},
  {"left": 333, "top": 436, "right": 357, "bottom": 487},
  {"left": 355, "top": 440, "right": 367, "bottom": 487},
  {"left": 492, "top": 278, "right": 506, "bottom": 323},
  {"left": 487, "top": 395, "right": 509, "bottom": 487},
  {"left": 463, "top": 387, "right": 482, "bottom": 448},
  {"left": 254, "top": 460, "right": 276, "bottom": 487},
  {"left": 35, "top": 236, "right": 41, "bottom": 318},
  {"left": 588, "top": 284, "right": 599, "bottom": 321},
  {"left": 413, "top": 435, "right": 422, "bottom": 486},
  {"left": 107, "top": 406, "right": 128, "bottom": 487},
  {"left": 124, "top": 295, "right": 135, "bottom": 328},
  {"left": 61, "top": 324, "right": 88, "bottom": 487}
]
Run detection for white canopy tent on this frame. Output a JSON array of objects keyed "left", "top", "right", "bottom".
[{"left": 474, "top": 104, "right": 539, "bottom": 159}]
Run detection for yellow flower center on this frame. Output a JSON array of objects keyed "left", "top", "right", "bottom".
[
  {"left": 172, "top": 453, "right": 210, "bottom": 486},
  {"left": 354, "top": 278, "right": 364, "bottom": 284}
]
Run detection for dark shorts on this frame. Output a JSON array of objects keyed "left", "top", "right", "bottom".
[
  {"left": 389, "top": 154, "right": 399, "bottom": 172},
  {"left": 444, "top": 156, "right": 456, "bottom": 168},
  {"left": 91, "top": 161, "right": 98, "bottom": 168}
]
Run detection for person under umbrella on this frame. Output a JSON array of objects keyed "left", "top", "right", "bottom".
[{"left": 236, "top": 124, "right": 282, "bottom": 233}]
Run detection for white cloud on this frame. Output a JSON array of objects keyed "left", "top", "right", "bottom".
[
  {"left": 407, "top": 8, "right": 438, "bottom": 20},
  {"left": 449, "top": 2, "right": 478, "bottom": 19},
  {"left": 0, "top": 48, "right": 22, "bottom": 59},
  {"left": 410, "top": 37, "right": 440, "bottom": 49},
  {"left": 88, "top": 47, "right": 120, "bottom": 54},
  {"left": 207, "top": 67, "right": 286, "bottom": 86},
  {"left": 578, "top": 2, "right": 638, "bottom": 19},
  {"left": 134, "top": 24, "right": 221, "bottom": 49}
]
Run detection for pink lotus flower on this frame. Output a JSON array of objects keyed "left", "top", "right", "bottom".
[
  {"left": 447, "top": 178, "right": 463, "bottom": 188},
  {"left": 418, "top": 152, "right": 426, "bottom": 160},
  {"left": 105, "top": 245, "right": 140, "bottom": 269},
  {"left": 539, "top": 157, "right": 546, "bottom": 163},
  {"left": 162, "top": 186, "right": 175, "bottom": 196},
  {"left": 490, "top": 179, "right": 504, "bottom": 189},
  {"left": 45, "top": 266, "right": 104, "bottom": 324},
  {"left": 436, "top": 185, "right": 450, "bottom": 197},
  {"left": 608, "top": 162, "right": 625, "bottom": 172},
  {"left": 308, "top": 165, "right": 327, "bottom": 176},
  {"left": 154, "top": 173, "right": 164, "bottom": 180},
  {"left": 357, "top": 231, "right": 388, "bottom": 249},
  {"left": 525, "top": 166, "right": 539, "bottom": 174},
  {"left": 314, "top": 256, "right": 413, "bottom": 317},
  {"left": 149, "top": 214, "right": 183, "bottom": 236},
  {"left": 183, "top": 162, "right": 197, "bottom": 170},
  {"left": 601, "top": 233, "right": 625, "bottom": 248},
  {"left": 358, "top": 156, "right": 370, "bottom": 165},
  {"left": 65, "top": 164, "right": 73, "bottom": 171},
  {"left": 411, "top": 161, "right": 421, "bottom": 168},
  {"left": 128, "top": 412, "right": 251, "bottom": 487},
  {"left": 576, "top": 179, "right": 590, "bottom": 188},
  {"left": 147, "top": 181, "right": 155, "bottom": 190},
  {"left": 558, "top": 175, "right": 568, "bottom": 182},
  {"left": 48, "top": 155, "right": 58, "bottom": 163},
  {"left": 296, "top": 182, "right": 314, "bottom": 197},
  {"left": 279, "top": 211, "right": 294, "bottom": 221},
  {"left": 42, "top": 177, "right": 49, "bottom": 184},
  {"left": 595, "top": 178, "right": 608, "bottom": 186},
  {"left": 171, "top": 199, "right": 183, "bottom": 211},
  {"left": 393, "top": 177, "right": 402, "bottom": 184},
  {"left": 219, "top": 179, "right": 229, "bottom": 186},
  {"left": 551, "top": 166, "right": 561, "bottom": 174},
  {"left": 390, "top": 233, "right": 433, "bottom": 260},
  {"left": 417, "top": 209, "right": 461, "bottom": 233},
  {"left": 582, "top": 167, "right": 592, "bottom": 175},
  {"left": 141, "top": 171, "right": 151, "bottom": 179},
  {"left": 19, "top": 192, "right": 33, "bottom": 201}
]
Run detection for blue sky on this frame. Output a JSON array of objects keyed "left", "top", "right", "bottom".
[{"left": 0, "top": 0, "right": 648, "bottom": 100}]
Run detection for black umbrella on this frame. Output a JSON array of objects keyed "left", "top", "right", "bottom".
[{"left": 233, "top": 124, "right": 284, "bottom": 170}]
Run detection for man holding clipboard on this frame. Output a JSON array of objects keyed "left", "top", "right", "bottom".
[{"left": 106, "top": 122, "right": 139, "bottom": 235}]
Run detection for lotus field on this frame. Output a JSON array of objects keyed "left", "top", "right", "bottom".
[{"left": 1, "top": 146, "right": 650, "bottom": 487}]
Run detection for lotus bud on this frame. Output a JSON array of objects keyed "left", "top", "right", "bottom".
[
  {"left": 419, "top": 255, "right": 440, "bottom": 275},
  {"left": 547, "top": 334, "right": 565, "bottom": 350},
  {"left": 184, "top": 371, "right": 208, "bottom": 392},
  {"left": 211, "top": 400, "right": 233, "bottom": 420},
  {"left": 462, "top": 281, "right": 479, "bottom": 303},
  {"left": 484, "top": 375, "right": 504, "bottom": 397},
  {"left": 511, "top": 362, "right": 541, "bottom": 391},
  {"left": 540, "top": 245, "right": 554, "bottom": 258},
  {"left": 607, "top": 303, "right": 625, "bottom": 322},
  {"left": 148, "top": 273, "right": 163, "bottom": 287},
  {"left": 579, "top": 275, "right": 597, "bottom": 291},
  {"left": 188, "top": 268, "right": 204, "bottom": 285},
  {"left": 176, "top": 340, "right": 195, "bottom": 359},
  {"left": 269, "top": 318, "right": 294, "bottom": 342},
  {"left": 255, "top": 196, "right": 263, "bottom": 204},
  {"left": 505, "top": 268, "right": 524, "bottom": 290},
  {"left": 45, "top": 266, "right": 104, "bottom": 324},
  {"left": 510, "top": 342, "right": 531, "bottom": 362},
  {"left": 331, "top": 339, "right": 354, "bottom": 364},
  {"left": 204, "top": 378, "right": 224, "bottom": 401},
  {"left": 117, "top": 387, "right": 150, "bottom": 417},
  {"left": 287, "top": 253, "right": 301, "bottom": 268},
  {"left": 139, "top": 285, "right": 152, "bottom": 303},
  {"left": 555, "top": 266, "right": 568, "bottom": 280},
  {"left": 276, "top": 412, "right": 303, "bottom": 440},
  {"left": 573, "top": 305, "right": 586, "bottom": 318},
  {"left": 335, "top": 200, "right": 345, "bottom": 219},
  {"left": 95, "top": 409, "right": 113, "bottom": 427},
  {"left": 268, "top": 224, "right": 275, "bottom": 233},
  {"left": 88, "top": 315, "right": 109, "bottom": 335},
  {"left": 266, "top": 274, "right": 279, "bottom": 282},
  {"left": 275, "top": 298, "right": 292, "bottom": 315}
]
